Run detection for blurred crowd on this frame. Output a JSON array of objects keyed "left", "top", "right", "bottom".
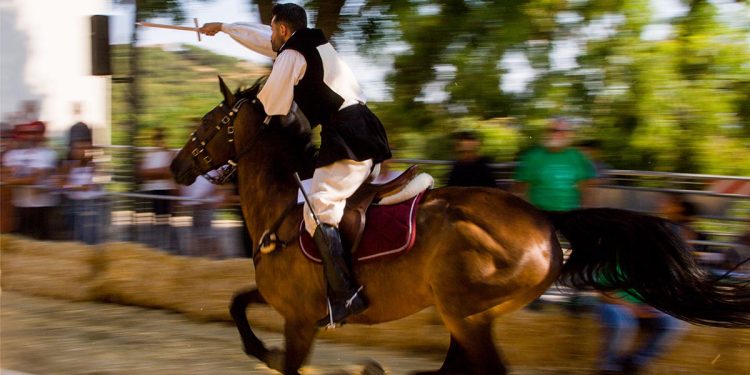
[
  {"left": 2, "top": 105, "right": 747, "bottom": 262},
  {"left": 2, "top": 103, "right": 748, "bottom": 375},
  {"left": 0, "top": 101, "right": 240, "bottom": 258}
]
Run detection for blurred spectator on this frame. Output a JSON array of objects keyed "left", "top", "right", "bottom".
[
  {"left": 136, "top": 128, "right": 177, "bottom": 250},
  {"left": 68, "top": 103, "right": 91, "bottom": 146},
  {"left": 17, "top": 100, "right": 41, "bottom": 123},
  {"left": 736, "top": 222, "right": 750, "bottom": 254},
  {"left": 577, "top": 139, "right": 610, "bottom": 178},
  {"left": 513, "top": 118, "right": 596, "bottom": 211},
  {"left": 1, "top": 121, "right": 16, "bottom": 233},
  {"left": 177, "top": 175, "right": 222, "bottom": 257},
  {"left": 1, "top": 119, "right": 60, "bottom": 240},
  {"left": 515, "top": 118, "right": 595, "bottom": 312},
  {"left": 595, "top": 291, "right": 684, "bottom": 374},
  {"left": 728, "top": 223, "right": 750, "bottom": 274},
  {"left": 576, "top": 139, "right": 611, "bottom": 208},
  {"left": 61, "top": 122, "right": 108, "bottom": 245},
  {"left": 658, "top": 193, "right": 708, "bottom": 252},
  {"left": 446, "top": 131, "right": 497, "bottom": 188},
  {"left": 225, "top": 181, "right": 253, "bottom": 258}
]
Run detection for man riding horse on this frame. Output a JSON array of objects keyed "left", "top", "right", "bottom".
[{"left": 200, "top": 3, "right": 391, "bottom": 327}]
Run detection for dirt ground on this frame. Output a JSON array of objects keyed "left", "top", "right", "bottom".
[
  {"left": 1, "top": 291, "right": 447, "bottom": 375},
  {"left": 2, "top": 291, "right": 748, "bottom": 375},
  {"left": 0, "top": 291, "right": 597, "bottom": 375}
]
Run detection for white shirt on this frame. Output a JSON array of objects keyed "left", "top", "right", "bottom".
[
  {"left": 222, "top": 23, "right": 304, "bottom": 116},
  {"left": 139, "top": 149, "right": 175, "bottom": 191},
  {"left": 179, "top": 175, "right": 219, "bottom": 206},
  {"left": 221, "top": 23, "right": 365, "bottom": 117},
  {"left": 2, "top": 147, "right": 59, "bottom": 207},
  {"left": 66, "top": 165, "right": 106, "bottom": 201}
]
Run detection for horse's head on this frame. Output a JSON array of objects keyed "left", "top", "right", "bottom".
[{"left": 171, "top": 76, "right": 265, "bottom": 186}]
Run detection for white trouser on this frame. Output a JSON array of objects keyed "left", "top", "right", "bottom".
[{"left": 303, "top": 159, "right": 375, "bottom": 235}]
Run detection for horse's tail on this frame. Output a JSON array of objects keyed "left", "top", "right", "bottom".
[{"left": 550, "top": 208, "right": 750, "bottom": 328}]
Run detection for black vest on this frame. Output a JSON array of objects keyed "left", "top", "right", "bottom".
[
  {"left": 279, "top": 28, "right": 391, "bottom": 167},
  {"left": 279, "top": 28, "right": 345, "bottom": 126}
]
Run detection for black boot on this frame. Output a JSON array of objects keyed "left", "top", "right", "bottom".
[{"left": 313, "top": 224, "right": 368, "bottom": 328}]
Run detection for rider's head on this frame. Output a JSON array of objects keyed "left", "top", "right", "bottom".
[{"left": 270, "top": 3, "right": 307, "bottom": 52}]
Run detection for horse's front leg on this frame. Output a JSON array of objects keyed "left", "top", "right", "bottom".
[
  {"left": 230, "top": 288, "right": 269, "bottom": 359},
  {"left": 283, "top": 321, "right": 318, "bottom": 375}
]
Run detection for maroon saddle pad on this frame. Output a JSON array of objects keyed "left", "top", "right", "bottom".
[{"left": 299, "top": 191, "right": 425, "bottom": 263}]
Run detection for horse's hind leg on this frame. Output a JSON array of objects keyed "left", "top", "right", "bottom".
[
  {"left": 282, "top": 321, "right": 317, "bottom": 375},
  {"left": 440, "top": 315, "right": 506, "bottom": 375},
  {"left": 413, "top": 336, "right": 471, "bottom": 375}
]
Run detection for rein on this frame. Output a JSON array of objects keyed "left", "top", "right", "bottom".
[
  {"left": 189, "top": 97, "right": 266, "bottom": 184},
  {"left": 190, "top": 94, "right": 303, "bottom": 264},
  {"left": 253, "top": 199, "right": 300, "bottom": 264}
]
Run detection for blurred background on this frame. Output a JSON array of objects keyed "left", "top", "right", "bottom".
[
  {"left": 1, "top": 0, "right": 749, "bottom": 374},
  {"left": 1, "top": 0, "right": 748, "bottom": 262}
]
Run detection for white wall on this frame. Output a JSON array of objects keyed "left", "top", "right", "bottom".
[{"left": 0, "top": 0, "right": 110, "bottom": 145}]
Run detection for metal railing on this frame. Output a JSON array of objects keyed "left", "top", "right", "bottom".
[{"left": 4, "top": 145, "right": 749, "bottom": 264}]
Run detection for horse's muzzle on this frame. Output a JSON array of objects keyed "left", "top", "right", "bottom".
[{"left": 170, "top": 157, "right": 197, "bottom": 186}]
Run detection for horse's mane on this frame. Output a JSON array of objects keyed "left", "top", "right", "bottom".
[
  {"left": 234, "top": 76, "right": 268, "bottom": 101},
  {"left": 232, "top": 75, "right": 316, "bottom": 177}
]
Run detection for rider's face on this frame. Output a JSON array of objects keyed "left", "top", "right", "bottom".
[{"left": 270, "top": 17, "right": 287, "bottom": 53}]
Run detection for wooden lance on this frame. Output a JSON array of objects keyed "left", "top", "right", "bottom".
[{"left": 136, "top": 19, "right": 202, "bottom": 42}]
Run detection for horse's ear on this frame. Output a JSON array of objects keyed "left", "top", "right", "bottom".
[{"left": 218, "top": 75, "right": 235, "bottom": 103}]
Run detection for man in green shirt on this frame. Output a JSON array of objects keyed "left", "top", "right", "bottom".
[{"left": 514, "top": 118, "right": 596, "bottom": 212}]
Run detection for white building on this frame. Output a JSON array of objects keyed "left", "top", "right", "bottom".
[{"left": 1, "top": 0, "right": 110, "bottom": 145}]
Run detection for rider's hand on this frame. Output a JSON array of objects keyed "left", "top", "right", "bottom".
[{"left": 200, "top": 22, "right": 223, "bottom": 36}]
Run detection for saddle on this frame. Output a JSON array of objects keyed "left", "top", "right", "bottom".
[{"left": 339, "top": 165, "right": 421, "bottom": 253}]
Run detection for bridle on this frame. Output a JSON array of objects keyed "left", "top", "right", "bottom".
[{"left": 189, "top": 97, "right": 251, "bottom": 184}]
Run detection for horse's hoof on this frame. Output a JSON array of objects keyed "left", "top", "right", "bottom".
[
  {"left": 263, "top": 348, "right": 285, "bottom": 372},
  {"left": 361, "top": 359, "right": 385, "bottom": 375}
]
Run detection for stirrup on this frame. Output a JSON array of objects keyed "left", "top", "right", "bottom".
[
  {"left": 323, "top": 298, "right": 339, "bottom": 330},
  {"left": 319, "top": 286, "right": 366, "bottom": 330},
  {"left": 347, "top": 286, "right": 363, "bottom": 306}
]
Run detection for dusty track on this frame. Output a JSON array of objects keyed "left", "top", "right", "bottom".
[
  {"left": 3, "top": 291, "right": 748, "bottom": 374},
  {"left": 1, "top": 291, "right": 444, "bottom": 375}
]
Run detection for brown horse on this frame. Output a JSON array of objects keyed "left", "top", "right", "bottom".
[{"left": 170, "top": 77, "right": 750, "bottom": 375}]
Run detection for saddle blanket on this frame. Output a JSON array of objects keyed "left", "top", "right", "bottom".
[{"left": 299, "top": 191, "right": 425, "bottom": 264}]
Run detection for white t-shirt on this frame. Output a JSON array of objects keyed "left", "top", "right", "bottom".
[
  {"left": 66, "top": 165, "right": 106, "bottom": 201},
  {"left": 2, "top": 147, "right": 59, "bottom": 207},
  {"left": 139, "top": 149, "right": 175, "bottom": 191},
  {"left": 179, "top": 175, "right": 219, "bottom": 206}
]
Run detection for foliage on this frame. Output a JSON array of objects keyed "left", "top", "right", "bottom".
[
  {"left": 116, "top": 0, "right": 750, "bottom": 175},
  {"left": 111, "top": 45, "right": 268, "bottom": 148},
  {"left": 341, "top": 0, "right": 750, "bottom": 175}
]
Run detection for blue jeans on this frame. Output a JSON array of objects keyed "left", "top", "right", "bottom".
[
  {"left": 70, "top": 199, "right": 106, "bottom": 245},
  {"left": 597, "top": 301, "right": 684, "bottom": 372}
]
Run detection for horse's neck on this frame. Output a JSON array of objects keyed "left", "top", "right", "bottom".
[
  {"left": 235, "top": 110, "right": 311, "bottom": 240},
  {"left": 237, "top": 167, "right": 296, "bottom": 241}
]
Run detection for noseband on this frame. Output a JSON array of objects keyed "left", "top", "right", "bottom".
[{"left": 189, "top": 97, "right": 250, "bottom": 184}]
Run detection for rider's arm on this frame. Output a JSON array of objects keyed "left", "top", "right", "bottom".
[
  {"left": 257, "top": 50, "right": 307, "bottom": 116},
  {"left": 201, "top": 22, "right": 276, "bottom": 58}
]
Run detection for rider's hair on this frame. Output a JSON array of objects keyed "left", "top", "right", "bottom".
[{"left": 272, "top": 3, "right": 307, "bottom": 32}]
